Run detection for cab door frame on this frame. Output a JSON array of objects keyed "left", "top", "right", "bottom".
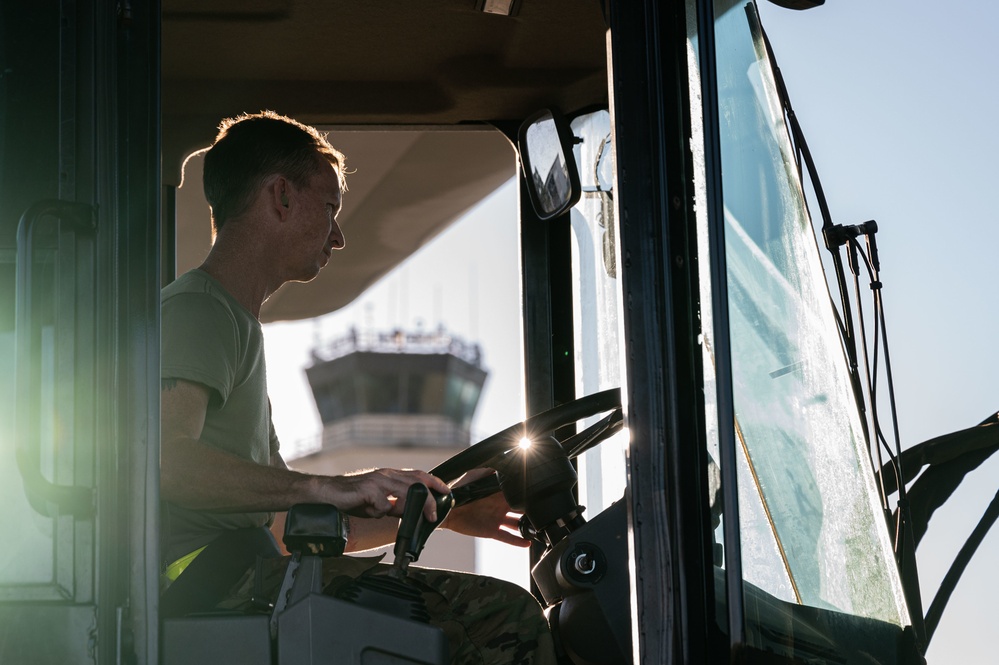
[
  {"left": 605, "top": 1, "right": 722, "bottom": 662},
  {"left": 0, "top": 2, "right": 161, "bottom": 663}
]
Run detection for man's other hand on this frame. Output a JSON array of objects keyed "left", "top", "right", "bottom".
[{"left": 441, "top": 468, "right": 532, "bottom": 548}]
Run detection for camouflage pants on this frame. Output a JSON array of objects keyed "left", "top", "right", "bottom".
[{"left": 220, "top": 554, "right": 558, "bottom": 665}]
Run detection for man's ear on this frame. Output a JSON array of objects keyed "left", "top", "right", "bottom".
[{"left": 269, "top": 176, "right": 291, "bottom": 220}]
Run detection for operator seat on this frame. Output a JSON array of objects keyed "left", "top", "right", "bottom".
[{"left": 161, "top": 498, "right": 448, "bottom": 665}]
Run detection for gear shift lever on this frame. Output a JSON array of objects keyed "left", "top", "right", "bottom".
[
  {"left": 394, "top": 483, "right": 429, "bottom": 574},
  {"left": 396, "top": 485, "right": 454, "bottom": 573},
  {"left": 335, "top": 483, "right": 454, "bottom": 624}
]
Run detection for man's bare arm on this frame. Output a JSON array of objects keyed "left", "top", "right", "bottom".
[
  {"left": 160, "top": 378, "right": 449, "bottom": 524},
  {"left": 269, "top": 451, "right": 406, "bottom": 552}
]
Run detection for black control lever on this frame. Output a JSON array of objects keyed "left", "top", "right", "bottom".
[
  {"left": 337, "top": 484, "right": 442, "bottom": 624},
  {"left": 394, "top": 483, "right": 429, "bottom": 574},
  {"left": 393, "top": 484, "right": 455, "bottom": 574},
  {"left": 414, "top": 489, "right": 454, "bottom": 561}
]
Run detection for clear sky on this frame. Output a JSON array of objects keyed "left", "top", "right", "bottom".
[{"left": 264, "top": 2, "right": 998, "bottom": 661}]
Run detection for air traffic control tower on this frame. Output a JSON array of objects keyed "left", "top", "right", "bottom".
[{"left": 291, "top": 326, "right": 487, "bottom": 572}]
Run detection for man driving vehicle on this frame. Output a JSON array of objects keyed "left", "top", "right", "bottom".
[{"left": 159, "top": 110, "right": 557, "bottom": 664}]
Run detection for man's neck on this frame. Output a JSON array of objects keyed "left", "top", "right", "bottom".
[{"left": 198, "top": 237, "right": 282, "bottom": 320}]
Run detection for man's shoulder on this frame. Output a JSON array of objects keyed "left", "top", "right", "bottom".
[
  {"left": 162, "top": 271, "right": 248, "bottom": 321},
  {"left": 162, "top": 270, "right": 261, "bottom": 356},
  {"left": 163, "top": 270, "right": 222, "bottom": 302},
  {"left": 162, "top": 271, "right": 242, "bottom": 340}
]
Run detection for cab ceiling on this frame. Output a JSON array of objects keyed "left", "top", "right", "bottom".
[
  {"left": 162, "top": 0, "right": 609, "bottom": 173},
  {"left": 163, "top": 0, "right": 608, "bottom": 322}
]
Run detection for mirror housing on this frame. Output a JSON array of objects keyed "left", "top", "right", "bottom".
[{"left": 518, "top": 109, "right": 581, "bottom": 220}]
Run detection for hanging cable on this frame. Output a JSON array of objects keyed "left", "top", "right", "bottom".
[
  {"left": 847, "top": 236, "right": 904, "bottom": 510},
  {"left": 847, "top": 238, "right": 889, "bottom": 510}
]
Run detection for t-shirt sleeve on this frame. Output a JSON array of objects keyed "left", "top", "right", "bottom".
[
  {"left": 161, "top": 292, "right": 240, "bottom": 405},
  {"left": 268, "top": 411, "right": 281, "bottom": 457}
]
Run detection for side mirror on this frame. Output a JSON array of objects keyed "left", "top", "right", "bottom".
[{"left": 518, "top": 109, "right": 581, "bottom": 220}]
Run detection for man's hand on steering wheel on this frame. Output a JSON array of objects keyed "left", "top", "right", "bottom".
[
  {"left": 440, "top": 468, "right": 532, "bottom": 547},
  {"left": 426, "top": 389, "right": 622, "bottom": 549}
]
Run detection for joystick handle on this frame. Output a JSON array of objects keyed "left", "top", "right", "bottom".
[
  {"left": 414, "top": 490, "right": 454, "bottom": 558},
  {"left": 393, "top": 483, "right": 455, "bottom": 572},
  {"left": 393, "top": 483, "right": 429, "bottom": 571}
]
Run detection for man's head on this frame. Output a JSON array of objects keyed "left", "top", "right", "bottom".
[{"left": 202, "top": 110, "right": 347, "bottom": 234}]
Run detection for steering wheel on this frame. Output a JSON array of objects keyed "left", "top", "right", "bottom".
[
  {"left": 430, "top": 388, "right": 623, "bottom": 534},
  {"left": 432, "top": 388, "right": 630, "bottom": 665}
]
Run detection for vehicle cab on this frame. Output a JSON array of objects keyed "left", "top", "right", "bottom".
[{"left": 2, "top": 1, "right": 987, "bottom": 663}]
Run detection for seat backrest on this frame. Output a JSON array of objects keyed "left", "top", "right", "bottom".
[{"left": 160, "top": 527, "right": 282, "bottom": 619}]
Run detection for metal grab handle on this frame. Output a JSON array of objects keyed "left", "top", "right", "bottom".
[{"left": 15, "top": 199, "right": 97, "bottom": 518}]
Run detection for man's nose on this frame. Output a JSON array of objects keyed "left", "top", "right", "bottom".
[{"left": 330, "top": 220, "right": 345, "bottom": 250}]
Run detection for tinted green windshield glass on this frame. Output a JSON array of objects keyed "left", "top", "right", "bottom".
[{"left": 704, "top": 0, "right": 908, "bottom": 625}]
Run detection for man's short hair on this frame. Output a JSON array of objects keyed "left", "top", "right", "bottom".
[{"left": 202, "top": 110, "right": 347, "bottom": 233}]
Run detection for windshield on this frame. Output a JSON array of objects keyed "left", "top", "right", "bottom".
[{"left": 697, "top": 0, "right": 909, "bottom": 625}]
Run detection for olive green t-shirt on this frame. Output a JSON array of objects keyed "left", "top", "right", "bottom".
[{"left": 160, "top": 269, "right": 280, "bottom": 564}]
